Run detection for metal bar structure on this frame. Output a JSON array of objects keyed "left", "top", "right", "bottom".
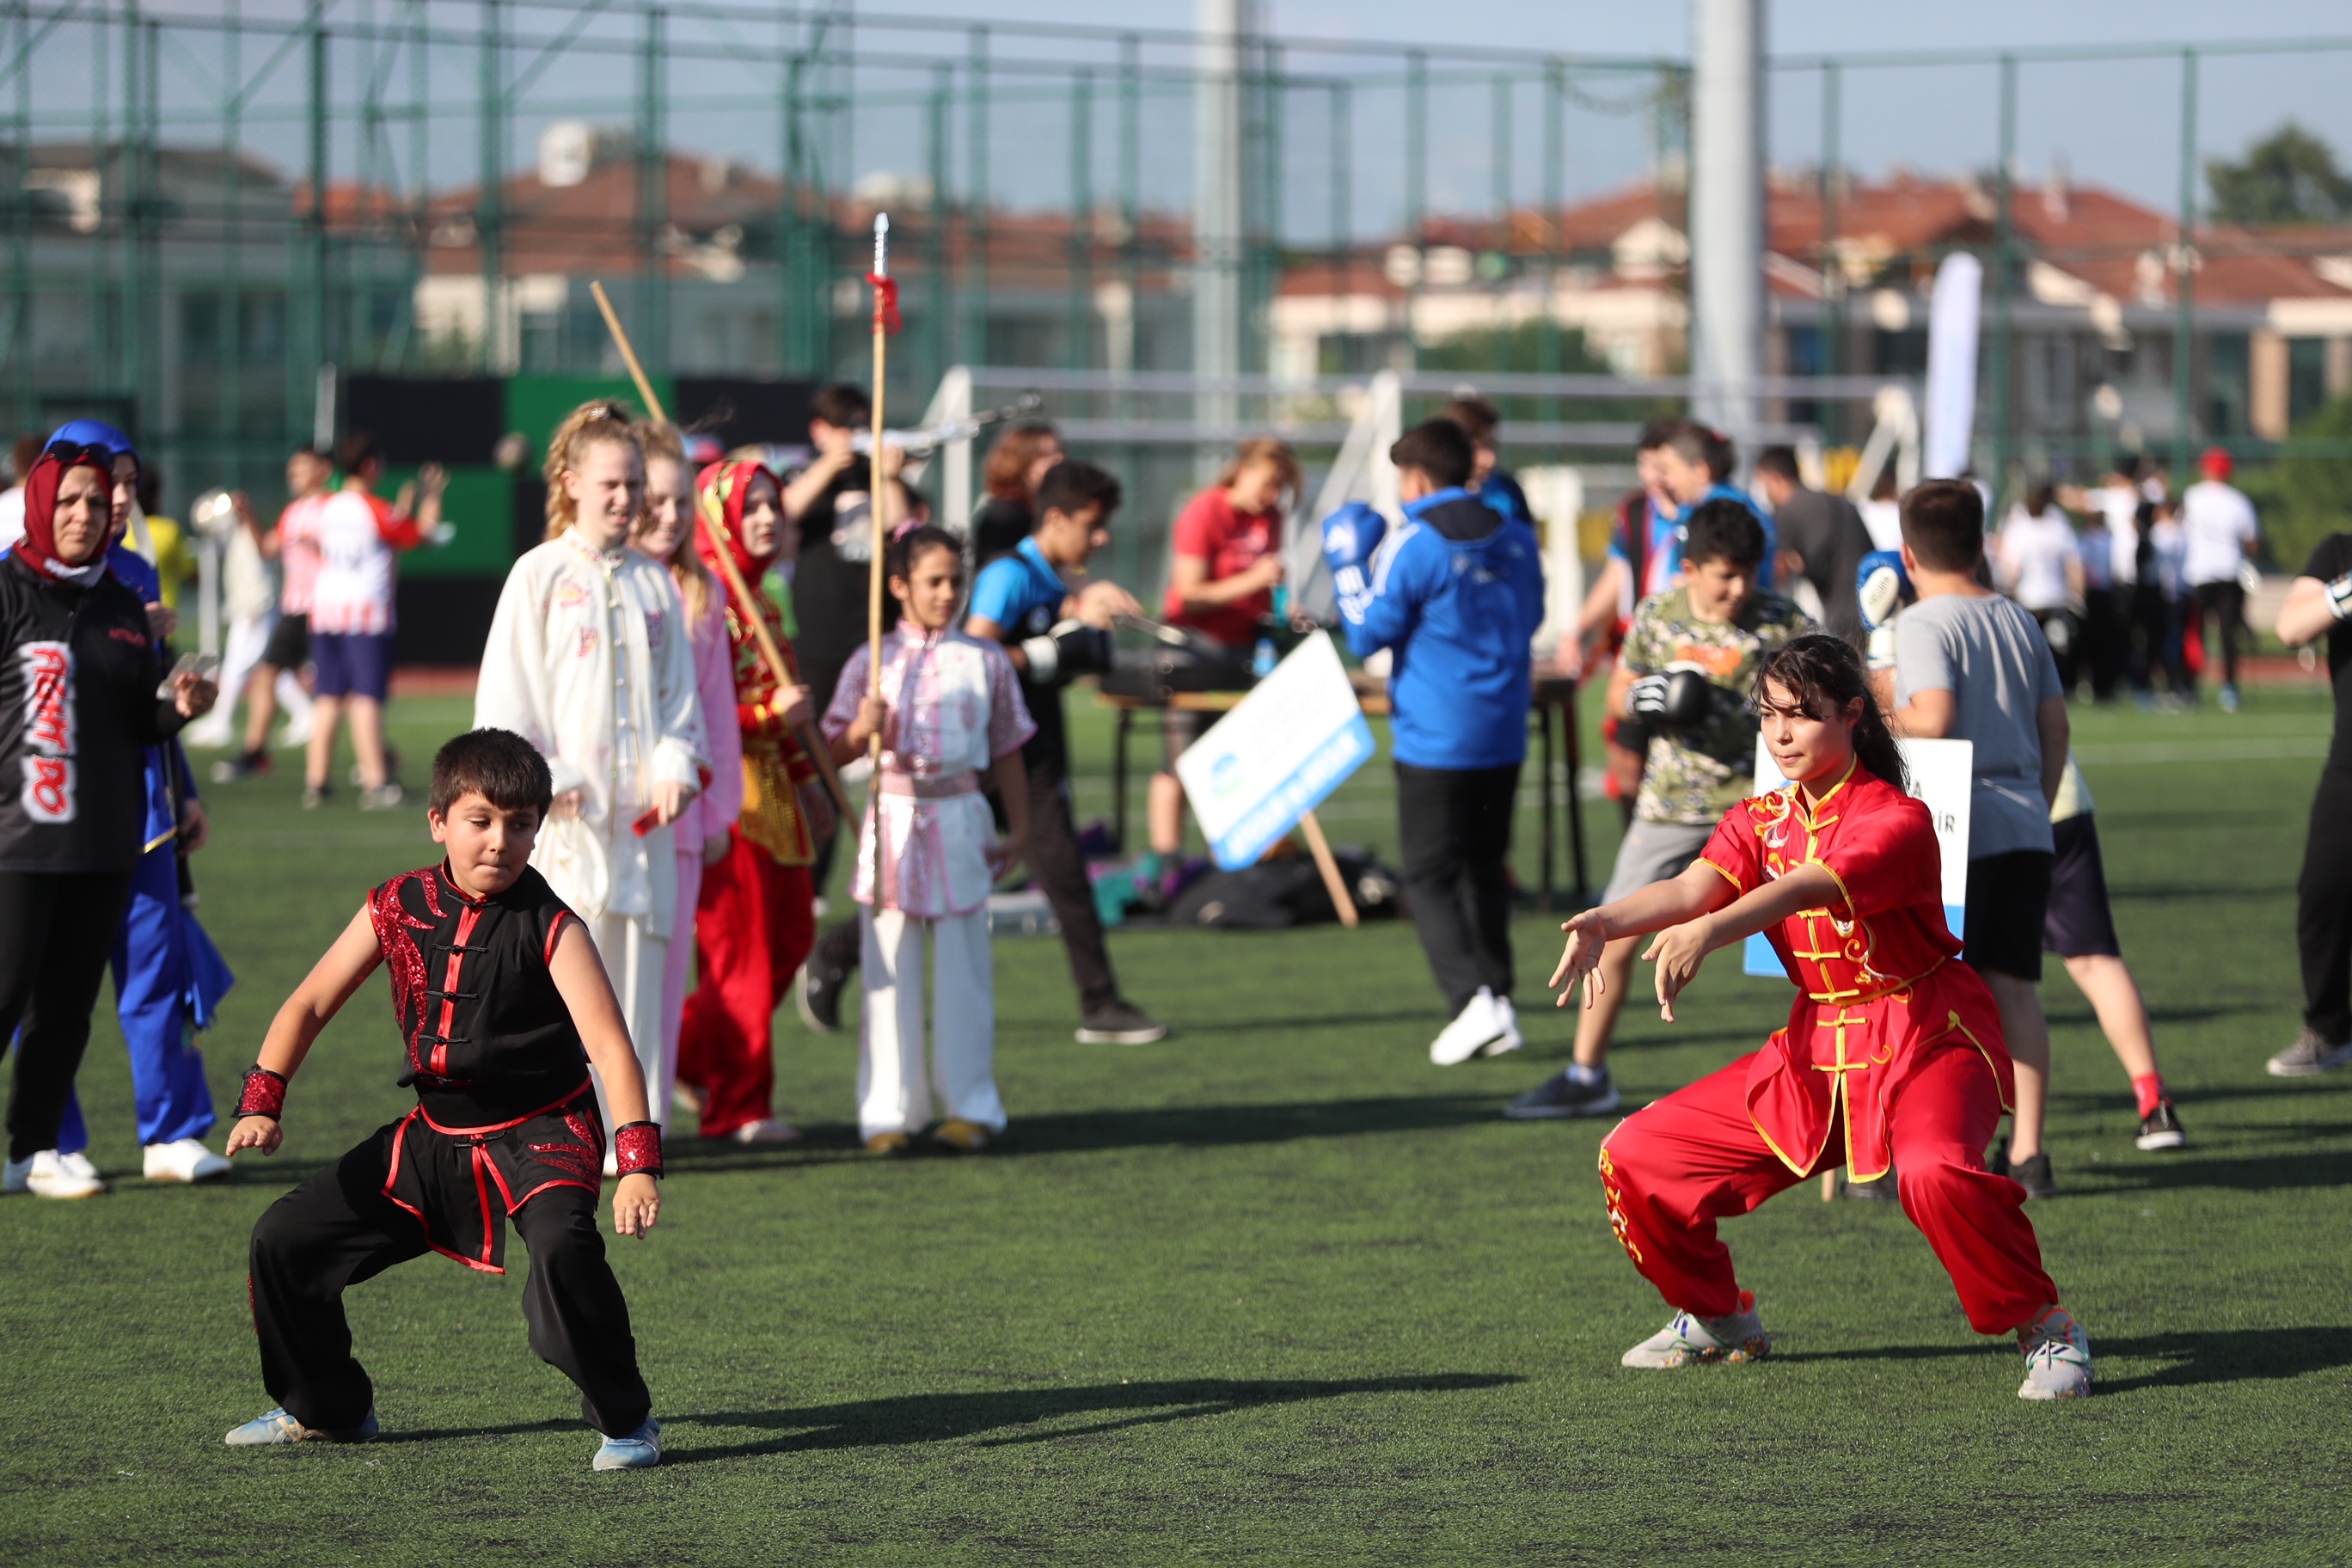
[
  {"left": 1990, "top": 52, "right": 2015, "bottom": 499},
  {"left": 1816, "top": 59, "right": 1839, "bottom": 440},
  {"left": 2173, "top": 47, "right": 2198, "bottom": 476}
]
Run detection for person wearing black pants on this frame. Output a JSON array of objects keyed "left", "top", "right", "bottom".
[
  {"left": 0, "top": 436, "right": 217, "bottom": 1198},
  {"left": 2269, "top": 534, "right": 2352, "bottom": 1075},
  {"left": 1395, "top": 762, "right": 1521, "bottom": 1014}
]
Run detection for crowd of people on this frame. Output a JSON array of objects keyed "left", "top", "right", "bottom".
[{"left": 9, "top": 377, "right": 2348, "bottom": 1465}]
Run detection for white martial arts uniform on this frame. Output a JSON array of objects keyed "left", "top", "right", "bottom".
[
  {"left": 823, "top": 627, "right": 1034, "bottom": 1139},
  {"left": 186, "top": 520, "right": 312, "bottom": 749},
  {"left": 476, "top": 531, "right": 708, "bottom": 1134}
]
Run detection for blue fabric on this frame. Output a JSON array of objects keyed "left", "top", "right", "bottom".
[
  {"left": 1337, "top": 487, "right": 1546, "bottom": 770},
  {"left": 969, "top": 536, "right": 1069, "bottom": 637},
  {"left": 1607, "top": 495, "right": 1687, "bottom": 601},
  {"left": 1477, "top": 472, "right": 1534, "bottom": 528},
  {"left": 311, "top": 629, "right": 395, "bottom": 701},
  {"left": 54, "top": 839, "right": 232, "bottom": 1151}
]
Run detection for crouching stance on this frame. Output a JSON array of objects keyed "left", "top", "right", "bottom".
[
  {"left": 1559, "top": 634, "right": 2091, "bottom": 1400},
  {"left": 224, "top": 729, "right": 669, "bottom": 1467}
]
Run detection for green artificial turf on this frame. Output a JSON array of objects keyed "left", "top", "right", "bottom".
[{"left": 3, "top": 687, "right": 2349, "bottom": 1565}]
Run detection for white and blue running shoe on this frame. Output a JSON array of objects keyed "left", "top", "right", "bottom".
[
  {"left": 592, "top": 1417, "right": 663, "bottom": 1471},
  {"left": 224, "top": 1406, "right": 379, "bottom": 1446}
]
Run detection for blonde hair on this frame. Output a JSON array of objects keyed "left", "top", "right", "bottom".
[
  {"left": 543, "top": 398, "right": 642, "bottom": 540},
  {"left": 1216, "top": 437, "right": 1300, "bottom": 504},
  {"left": 630, "top": 419, "right": 716, "bottom": 622}
]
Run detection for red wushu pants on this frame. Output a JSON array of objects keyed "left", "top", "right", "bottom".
[
  {"left": 1598, "top": 1045, "right": 2059, "bottom": 1335},
  {"left": 678, "top": 832, "right": 815, "bottom": 1138}
]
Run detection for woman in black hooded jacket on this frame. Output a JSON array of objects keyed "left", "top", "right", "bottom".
[{"left": 0, "top": 440, "right": 217, "bottom": 1191}]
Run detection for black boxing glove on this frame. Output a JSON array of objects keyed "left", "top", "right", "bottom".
[{"left": 1020, "top": 619, "right": 1115, "bottom": 684}]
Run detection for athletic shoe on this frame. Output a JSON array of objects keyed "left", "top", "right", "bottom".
[
  {"left": 1503, "top": 1068, "right": 1621, "bottom": 1119},
  {"left": 1, "top": 1155, "right": 28, "bottom": 1193},
  {"left": 301, "top": 785, "right": 331, "bottom": 810},
  {"left": 144, "top": 1138, "right": 232, "bottom": 1183},
  {"left": 2016, "top": 1308, "right": 2093, "bottom": 1400},
  {"left": 2219, "top": 683, "right": 2240, "bottom": 713},
  {"left": 2009, "top": 1150, "right": 2057, "bottom": 1199},
  {"left": 726, "top": 1118, "right": 801, "bottom": 1146},
  {"left": 591, "top": 1418, "right": 662, "bottom": 1471},
  {"left": 357, "top": 782, "right": 405, "bottom": 812},
  {"left": 225, "top": 1405, "right": 380, "bottom": 1446},
  {"left": 2135, "top": 1099, "right": 2188, "bottom": 1151},
  {"left": 671, "top": 1082, "right": 705, "bottom": 1123},
  {"left": 1076, "top": 999, "right": 1167, "bottom": 1045},
  {"left": 1621, "top": 1289, "right": 1771, "bottom": 1368},
  {"left": 1430, "top": 988, "right": 1510, "bottom": 1066},
  {"left": 2267, "top": 1026, "right": 2352, "bottom": 1078},
  {"left": 932, "top": 1118, "right": 991, "bottom": 1153},
  {"left": 210, "top": 750, "right": 271, "bottom": 784},
  {"left": 864, "top": 1131, "right": 911, "bottom": 1155},
  {"left": 1485, "top": 995, "right": 1525, "bottom": 1059},
  {"left": 13, "top": 1149, "right": 106, "bottom": 1198}
]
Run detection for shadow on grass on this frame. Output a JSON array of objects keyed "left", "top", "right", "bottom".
[
  {"left": 666, "top": 1093, "right": 1510, "bottom": 1171},
  {"left": 1780, "top": 1330, "right": 2352, "bottom": 1393},
  {"left": 2106, "top": 882, "right": 2298, "bottom": 903},
  {"left": 2071, "top": 1148, "right": 2352, "bottom": 1193},
  {"left": 663, "top": 1373, "right": 1522, "bottom": 1465}
]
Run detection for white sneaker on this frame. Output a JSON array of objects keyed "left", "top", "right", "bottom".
[
  {"left": 1621, "top": 1290, "right": 1772, "bottom": 1368},
  {"left": 1485, "top": 995, "right": 1525, "bottom": 1058},
  {"left": 144, "top": 1138, "right": 233, "bottom": 1183},
  {"left": 727, "top": 1117, "right": 803, "bottom": 1146},
  {"left": 1430, "top": 988, "right": 1508, "bottom": 1066},
  {"left": 2017, "top": 1308, "right": 2093, "bottom": 1400},
  {"left": 20, "top": 1149, "right": 107, "bottom": 1199}
]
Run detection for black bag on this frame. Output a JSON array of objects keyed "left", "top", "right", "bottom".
[{"left": 1166, "top": 850, "right": 1403, "bottom": 929}]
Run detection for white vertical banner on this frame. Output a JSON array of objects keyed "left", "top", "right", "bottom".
[
  {"left": 1923, "top": 253, "right": 1981, "bottom": 481},
  {"left": 1743, "top": 737, "right": 1974, "bottom": 978}
]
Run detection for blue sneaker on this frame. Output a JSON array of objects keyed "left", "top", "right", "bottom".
[
  {"left": 224, "top": 1406, "right": 378, "bottom": 1446},
  {"left": 591, "top": 1417, "right": 662, "bottom": 1470}
]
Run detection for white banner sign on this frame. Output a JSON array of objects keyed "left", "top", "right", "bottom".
[
  {"left": 1174, "top": 632, "right": 1376, "bottom": 871},
  {"left": 1743, "top": 736, "right": 1974, "bottom": 978}
]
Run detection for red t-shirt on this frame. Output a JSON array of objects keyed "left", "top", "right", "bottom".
[{"left": 1163, "top": 487, "right": 1278, "bottom": 648}]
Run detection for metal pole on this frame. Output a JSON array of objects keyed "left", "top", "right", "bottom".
[
  {"left": 2174, "top": 48, "right": 2198, "bottom": 473},
  {"left": 304, "top": 1, "right": 328, "bottom": 438},
  {"left": 1253, "top": 40, "right": 1280, "bottom": 376},
  {"left": 1067, "top": 69, "right": 1092, "bottom": 371},
  {"left": 1491, "top": 74, "right": 1511, "bottom": 253},
  {"left": 5, "top": 1, "right": 27, "bottom": 432},
  {"left": 781, "top": 50, "right": 804, "bottom": 374},
  {"left": 638, "top": 3, "right": 668, "bottom": 379},
  {"left": 1688, "top": 0, "right": 1763, "bottom": 436},
  {"left": 1195, "top": 0, "right": 1245, "bottom": 422},
  {"left": 927, "top": 60, "right": 950, "bottom": 381},
  {"left": 1542, "top": 63, "right": 1564, "bottom": 395},
  {"left": 1818, "top": 60, "right": 1841, "bottom": 439},
  {"left": 1992, "top": 53, "right": 2016, "bottom": 499},
  {"left": 477, "top": 0, "right": 503, "bottom": 375},
  {"left": 123, "top": 3, "right": 144, "bottom": 422},
  {"left": 965, "top": 26, "right": 988, "bottom": 369},
  {"left": 1118, "top": 32, "right": 1141, "bottom": 582},
  {"left": 222, "top": 0, "right": 242, "bottom": 467},
  {"left": 1406, "top": 48, "right": 1425, "bottom": 370}
]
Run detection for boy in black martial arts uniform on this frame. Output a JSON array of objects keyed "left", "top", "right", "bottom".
[{"left": 223, "top": 727, "right": 666, "bottom": 1470}]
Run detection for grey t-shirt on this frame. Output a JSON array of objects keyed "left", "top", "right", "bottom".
[{"left": 1894, "top": 592, "right": 2062, "bottom": 859}]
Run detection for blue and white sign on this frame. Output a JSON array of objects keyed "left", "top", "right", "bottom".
[
  {"left": 1175, "top": 632, "right": 1376, "bottom": 871},
  {"left": 1743, "top": 736, "right": 1974, "bottom": 978}
]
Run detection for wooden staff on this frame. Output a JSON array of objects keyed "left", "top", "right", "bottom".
[
  {"left": 1297, "top": 808, "right": 1358, "bottom": 928},
  {"left": 866, "top": 213, "right": 892, "bottom": 775},
  {"left": 587, "top": 279, "right": 854, "bottom": 823}
]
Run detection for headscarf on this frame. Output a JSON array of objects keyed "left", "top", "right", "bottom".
[
  {"left": 43, "top": 419, "right": 152, "bottom": 561},
  {"left": 694, "top": 459, "right": 783, "bottom": 582},
  {"left": 18, "top": 448, "right": 115, "bottom": 586}
]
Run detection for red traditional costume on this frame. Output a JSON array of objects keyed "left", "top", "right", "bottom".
[
  {"left": 676, "top": 462, "right": 819, "bottom": 1138},
  {"left": 1598, "top": 763, "right": 2061, "bottom": 1336}
]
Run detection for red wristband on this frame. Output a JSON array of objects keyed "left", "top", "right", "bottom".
[
  {"left": 236, "top": 1066, "right": 287, "bottom": 1120},
  {"left": 614, "top": 1121, "right": 663, "bottom": 1178}
]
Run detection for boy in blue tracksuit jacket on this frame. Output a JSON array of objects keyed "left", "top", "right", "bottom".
[{"left": 1324, "top": 418, "right": 1546, "bottom": 1065}]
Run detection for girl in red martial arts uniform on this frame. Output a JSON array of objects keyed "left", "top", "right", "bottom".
[{"left": 1553, "top": 632, "right": 2093, "bottom": 1400}]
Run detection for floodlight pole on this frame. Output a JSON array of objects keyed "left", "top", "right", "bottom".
[
  {"left": 1688, "top": 0, "right": 1762, "bottom": 438},
  {"left": 1992, "top": 54, "right": 2016, "bottom": 501}
]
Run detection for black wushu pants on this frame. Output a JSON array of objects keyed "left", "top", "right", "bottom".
[{"left": 247, "top": 1089, "right": 652, "bottom": 1437}]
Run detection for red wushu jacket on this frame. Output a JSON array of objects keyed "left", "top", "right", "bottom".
[{"left": 1697, "top": 763, "right": 2013, "bottom": 1185}]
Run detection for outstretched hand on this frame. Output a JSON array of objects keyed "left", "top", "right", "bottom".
[
  {"left": 1549, "top": 910, "right": 1613, "bottom": 1009},
  {"left": 225, "top": 1114, "right": 283, "bottom": 1157},
  {"left": 611, "top": 1172, "right": 660, "bottom": 1237},
  {"left": 1641, "top": 917, "right": 1714, "bottom": 1023}
]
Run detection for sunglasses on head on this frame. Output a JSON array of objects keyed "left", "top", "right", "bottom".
[{"left": 41, "top": 439, "right": 120, "bottom": 469}]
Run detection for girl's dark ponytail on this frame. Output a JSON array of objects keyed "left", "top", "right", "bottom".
[{"left": 1752, "top": 632, "right": 1910, "bottom": 794}]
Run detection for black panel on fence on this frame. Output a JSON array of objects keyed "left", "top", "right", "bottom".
[
  {"left": 345, "top": 377, "right": 505, "bottom": 466},
  {"left": 672, "top": 377, "right": 818, "bottom": 449},
  {"left": 394, "top": 575, "right": 505, "bottom": 669},
  {"left": 511, "top": 475, "right": 549, "bottom": 560}
]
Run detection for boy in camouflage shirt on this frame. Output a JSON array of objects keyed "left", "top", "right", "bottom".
[{"left": 1508, "top": 499, "right": 1812, "bottom": 1118}]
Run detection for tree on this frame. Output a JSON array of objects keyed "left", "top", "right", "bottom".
[{"left": 2206, "top": 121, "right": 2352, "bottom": 226}]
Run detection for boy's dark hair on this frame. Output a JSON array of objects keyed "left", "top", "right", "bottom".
[
  {"left": 1682, "top": 497, "right": 1767, "bottom": 569},
  {"left": 811, "top": 383, "right": 873, "bottom": 429},
  {"left": 431, "top": 728, "right": 554, "bottom": 818},
  {"left": 1034, "top": 459, "right": 1122, "bottom": 524},
  {"left": 335, "top": 430, "right": 379, "bottom": 475},
  {"left": 1900, "top": 478, "right": 1986, "bottom": 573},
  {"left": 886, "top": 523, "right": 963, "bottom": 581},
  {"left": 1636, "top": 416, "right": 1681, "bottom": 453},
  {"left": 1701, "top": 426, "right": 1736, "bottom": 482},
  {"left": 1659, "top": 419, "right": 1712, "bottom": 467},
  {"left": 1443, "top": 396, "right": 1501, "bottom": 444},
  {"left": 1752, "top": 444, "right": 1802, "bottom": 483},
  {"left": 1388, "top": 418, "right": 1475, "bottom": 488}
]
